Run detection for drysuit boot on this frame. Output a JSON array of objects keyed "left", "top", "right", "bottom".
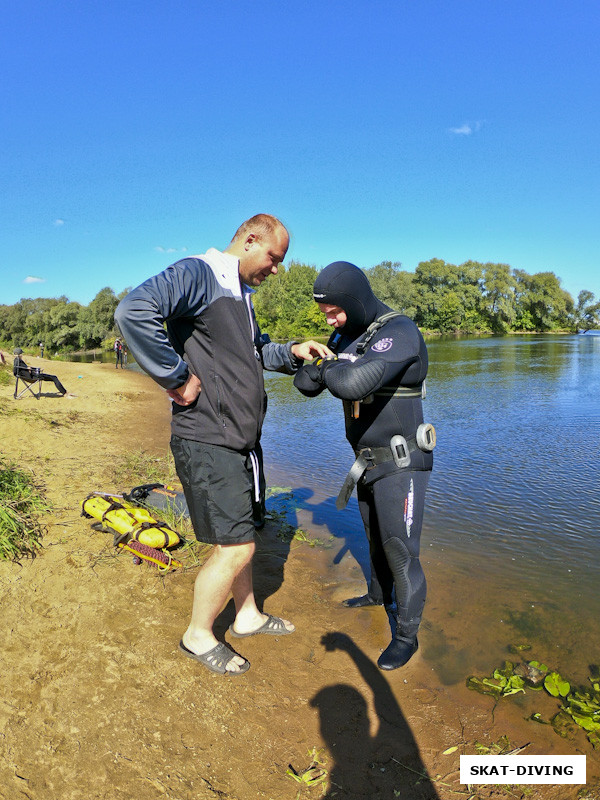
[
  {"left": 342, "top": 594, "right": 384, "bottom": 608},
  {"left": 377, "top": 635, "right": 419, "bottom": 671}
]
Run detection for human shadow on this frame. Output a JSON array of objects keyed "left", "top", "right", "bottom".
[
  {"left": 312, "top": 632, "right": 440, "bottom": 800},
  {"left": 269, "top": 486, "right": 371, "bottom": 583},
  {"left": 213, "top": 496, "right": 294, "bottom": 637},
  {"left": 251, "top": 512, "right": 294, "bottom": 608}
]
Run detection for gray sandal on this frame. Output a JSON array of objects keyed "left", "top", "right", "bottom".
[
  {"left": 228, "top": 614, "right": 294, "bottom": 638},
  {"left": 179, "top": 640, "right": 250, "bottom": 675}
]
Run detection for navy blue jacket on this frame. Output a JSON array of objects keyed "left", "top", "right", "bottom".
[{"left": 115, "top": 250, "right": 298, "bottom": 452}]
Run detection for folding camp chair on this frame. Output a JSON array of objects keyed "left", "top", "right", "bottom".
[{"left": 13, "top": 362, "right": 43, "bottom": 400}]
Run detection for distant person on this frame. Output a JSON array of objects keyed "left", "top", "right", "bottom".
[
  {"left": 13, "top": 348, "right": 67, "bottom": 395},
  {"left": 115, "top": 214, "right": 333, "bottom": 676},
  {"left": 114, "top": 337, "right": 124, "bottom": 368},
  {"left": 39, "top": 342, "right": 44, "bottom": 358},
  {"left": 122, "top": 347, "right": 128, "bottom": 366},
  {"left": 294, "top": 262, "right": 435, "bottom": 670}
]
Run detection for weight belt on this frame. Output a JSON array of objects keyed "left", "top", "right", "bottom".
[{"left": 336, "top": 436, "right": 420, "bottom": 510}]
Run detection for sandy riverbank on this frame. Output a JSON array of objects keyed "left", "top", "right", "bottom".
[{"left": 0, "top": 352, "right": 597, "bottom": 800}]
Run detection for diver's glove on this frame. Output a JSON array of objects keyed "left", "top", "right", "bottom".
[{"left": 303, "top": 354, "right": 338, "bottom": 384}]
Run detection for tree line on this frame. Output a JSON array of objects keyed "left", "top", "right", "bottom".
[
  {"left": 1, "top": 259, "right": 599, "bottom": 353},
  {"left": 253, "top": 259, "right": 600, "bottom": 338},
  {"left": 0, "top": 287, "right": 127, "bottom": 353}
]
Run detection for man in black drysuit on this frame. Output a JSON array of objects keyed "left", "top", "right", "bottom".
[{"left": 294, "top": 262, "right": 434, "bottom": 670}]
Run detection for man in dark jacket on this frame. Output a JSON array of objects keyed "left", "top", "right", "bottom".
[
  {"left": 294, "top": 262, "right": 435, "bottom": 670},
  {"left": 115, "top": 214, "right": 331, "bottom": 676}
]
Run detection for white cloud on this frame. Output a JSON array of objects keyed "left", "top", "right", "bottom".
[
  {"left": 154, "top": 246, "right": 188, "bottom": 254},
  {"left": 54, "top": 218, "right": 65, "bottom": 226},
  {"left": 24, "top": 276, "right": 46, "bottom": 284},
  {"left": 449, "top": 121, "right": 483, "bottom": 136}
]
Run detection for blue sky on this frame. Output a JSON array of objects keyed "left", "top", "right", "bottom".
[{"left": 2, "top": 0, "right": 599, "bottom": 306}]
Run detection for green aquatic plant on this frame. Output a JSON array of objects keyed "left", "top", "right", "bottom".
[
  {"left": 266, "top": 486, "right": 294, "bottom": 497},
  {"left": 508, "top": 642, "right": 532, "bottom": 654},
  {"left": 466, "top": 661, "right": 525, "bottom": 700},
  {"left": 529, "top": 712, "right": 550, "bottom": 724},
  {"left": 544, "top": 671, "right": 570, "bottom": 697},
  {"left": 290, "top": 528, "right": 325, "bottom": 548},
  {"left": 266, "top": 488, "right": 333, "bottom": 549},
  {"left": 0, "top": 459, "right": 49, "bottom": 561},
  {"left": 467, "top": 657, "right": 600, "bottom": 747},
  {"left": 474, "top": 735, "right": 512, "bottom": 755},
  {"left": 276, "top": 525, "right": 326, "bottom": 548},
  {"left": 551, "top": 710, "right": 577, "bottom": 739},
  {"left": 563, "top": 687, "right": 600, "bottom": 734}
]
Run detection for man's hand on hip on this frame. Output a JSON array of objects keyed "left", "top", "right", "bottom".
[
  {"left": 167, "top": 373, "right": 202, "bottom": 406},
  {"left": 291, "top": 340, "right": 334, "bottom": 360}
]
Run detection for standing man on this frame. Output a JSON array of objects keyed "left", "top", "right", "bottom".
[
  {"left": 114, "top": 337, "right": 124, "bottom": 368},
  {"left": 294, "top": 262, "right": 435, "bottom": 670},
  {"left": 115, "top": 214, "right": 331, "bottom": 675}
]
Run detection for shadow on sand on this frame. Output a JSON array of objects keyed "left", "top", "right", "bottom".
[
  {"left": 213, "top": 507, "right": 294, "bottom": 637},
  {"left": 312, "top": 632, "right": 440, "bottom": 800}
]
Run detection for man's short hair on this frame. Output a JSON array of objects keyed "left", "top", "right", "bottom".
[{"left": 230, "top": 214, "right": 287, "bottom": 244}]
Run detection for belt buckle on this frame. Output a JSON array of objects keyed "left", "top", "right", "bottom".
[{"left": 361, "top": 449, "right": 376, "bottom": 470}]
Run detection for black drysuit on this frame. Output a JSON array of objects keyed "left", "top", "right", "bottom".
[{"left": 294, "top": 262, "right": 433, "bottom": 644}]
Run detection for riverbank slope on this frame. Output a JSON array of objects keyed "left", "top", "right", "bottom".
[{"left": 0, "top": 352, "right": 596, "bottom": 800}]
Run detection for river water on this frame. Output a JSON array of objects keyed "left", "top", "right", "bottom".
[{"left": 259, "top": 334, "right": 600, "bottom": 687}]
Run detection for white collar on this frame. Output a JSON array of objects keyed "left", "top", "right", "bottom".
[
  {"left": 195, "top": 248, "right": 255, "bottom": 335},
  {"left": 196, "top": 247, "right": 238, "bottom": 274},
  {"left": 192, "top": 247, "right": 254, "bottom": 297}
]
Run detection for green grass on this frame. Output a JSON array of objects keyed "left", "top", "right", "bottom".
[
  {"left": 0, "top": 361, "right": 12, "bottom": 387},
  {"left": 111, "top": 449, "right": 180, "bottom": 487},
  {"left": 0, "top": 459, "right": 49, "bottom": 561}
]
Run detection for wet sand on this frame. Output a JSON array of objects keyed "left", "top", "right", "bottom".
[{"left": 1, "top": 352, "right": 597, "bottom": 800}]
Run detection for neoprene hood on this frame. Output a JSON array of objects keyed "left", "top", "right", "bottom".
[{"left": 313, "top": 261, "right": 379, "bottom": 333}]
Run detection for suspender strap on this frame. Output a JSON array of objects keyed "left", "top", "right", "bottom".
[{"left": 355, "top": 311, "right": 402, "bottom": 355}]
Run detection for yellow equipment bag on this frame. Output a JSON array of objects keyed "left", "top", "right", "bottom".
[{"left": 81, "top": 493, "right": 180, "bottom": 549}]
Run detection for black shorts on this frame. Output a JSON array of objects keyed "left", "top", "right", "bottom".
[{"left": 170, "top": 435, "right": 256, "bottom": 546}]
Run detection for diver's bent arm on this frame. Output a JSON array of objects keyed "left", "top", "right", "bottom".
[{"left": 319, "top": 358, "right": 387, "bottom": 400}]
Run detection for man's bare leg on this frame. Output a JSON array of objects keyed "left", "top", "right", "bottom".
[
  {"left": 230, "top": 561, "right": 295, "bottom": 635},
  {"left": 182, "top": 541, "right": 254, "bottom": 672}
]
